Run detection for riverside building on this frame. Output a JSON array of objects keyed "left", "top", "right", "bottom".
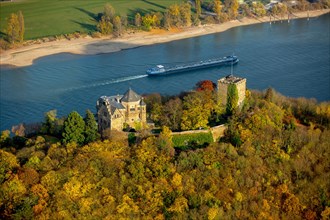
[{"left": 96, "top": 88, "right": 146, "bottom": 134}]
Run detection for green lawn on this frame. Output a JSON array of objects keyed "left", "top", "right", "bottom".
[{"left": 0, "top": 0, "right": 183, "bottom": 40}]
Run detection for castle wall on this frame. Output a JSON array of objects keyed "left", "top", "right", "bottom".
[
  {"left": 97, "top": 105, "right": 111, "bottom": 133},
  {"left": 110, "top": 109, "right": 126, "bottom": 131},
  {"left": 218, "top": 82, "right": 229, "bottom": 106},
  {"left": 121, "top": 100, "right": 146, "bottom": 127},
  {"left": 236, "top": 78, "right": 246, "bottom": 107}
]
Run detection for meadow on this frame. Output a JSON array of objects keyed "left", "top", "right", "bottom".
[{"left": 0, "top": 0, "right": 183, "bottom": 40}]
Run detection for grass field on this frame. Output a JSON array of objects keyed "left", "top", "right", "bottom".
[{"left": 0, "top": 0, "right": 183, "bottom": 40}]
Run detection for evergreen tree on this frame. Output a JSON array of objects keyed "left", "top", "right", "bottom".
[
  {"left": 41, "top": 110, "right": 57, "bottom": 135},
  {"left": 84, "top": 110, "right": 99, "bottom": 144},
  {"left": 226, "top": 84, "right": 239, "bottom": 115},
  {"left": 62, "top": 111, "right": 85, "bottom": 145}
]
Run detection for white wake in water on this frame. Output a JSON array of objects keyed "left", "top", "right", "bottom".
[{"left": 60, "top": 74, "right": 148, "bottom": 92}]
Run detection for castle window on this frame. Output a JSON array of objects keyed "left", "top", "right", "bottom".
[
  {"left": 103, "top": 112, "right": 107, "bottom": 117},
  {"left": 130, "top": 108, "right": 135, "bottom": 111}
]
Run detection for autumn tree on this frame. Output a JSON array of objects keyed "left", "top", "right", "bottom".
[
  {"left": 196, "top": 80, "right": 216, "bottom": 92},
  {"left": 17, "top": 11, "right": 24, "bottom": 42},
  {"left": 62, "top": 111, "right": 85, "bottom": 145},
  {"left": 103, "top": 3, "right": 116, "bottom": 22},
  {"left": 251, "top": 2, "right": 267, "bottom": 17},
  {"left": 265, "top": 87, "right": 274, "bottom": 102},
  {"left": 224, "top": 0, "right": 239, "bottom": 19},
  {"left": 121, "top": 15, "right": 128, "bottom": 28},
  {"left": 160, "top": 98, "right": 183, "bottom": 131},
  {"left": 166, "top": 4, "right": 181, "bottom": 27},
  {"left": 195, "top": 0, "right": 202, "bottom": 17},
  {"left": 6, "top": 13, "right": 20, "bottom": 43},
  {"left": 134, "top": 13, "right": 142, "bottom": 27},
  {"left": 271, "top": 3, "right": 288, "bottom": 17},
  {"left": 97, "top": 16, "right": 113, "bottom": 35},
  {"left": 181, "top": 92, "right": 214, "bottom": 130},
  {"left": 0, "top": 130, "right": 11, "bottom": 147},
  {"left": 180, "top": 3, "right": 192, "bottom": 27},
  {"left": 213, "top": 0, "right": 224, "bottom": 22},
  {"left": 84, "top": 110, "right": 99, "bottom": 144},
  {"left": 142, "top": 14, "right": 156, "bottom": 30},
  {"left": 113, "top": 16, "right": 122, "bottom": 37}
]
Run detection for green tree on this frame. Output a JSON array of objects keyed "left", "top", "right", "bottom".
[
  {"left": 226, "top": 84, "right": 238, "bottom": 115},
  {"left": 142, "top": 14, "right": 155, "bottom": 30},
  {"left": 62, "top": 111, "right": 85, "bottom": 145},
  {"left": 84, "top": 110, "right": 99, "bottom": 144},
  {"left": 41, "top": 110, "right": 57, "bottom": 135}
]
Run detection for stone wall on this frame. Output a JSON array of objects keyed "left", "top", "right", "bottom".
[
  {"left": 217, "top": 76, "right": 246, "bottom": 108},
  {"left": 171, "top": 124, "right": 227, "bottom": 142},
  {"left": 236, "top": 78, "right": 246, "bottom": 108}
]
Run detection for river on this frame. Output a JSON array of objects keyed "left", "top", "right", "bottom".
[{"left": 0, "top": 14, "right": 329, "bottom": 131}]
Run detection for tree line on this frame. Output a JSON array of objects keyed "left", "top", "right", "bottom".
[
  {"left": 95, "top": 0, "right": 329, "bottom": 36},
  {"left": 1, "top": 86, "right": 329, "bottom": 219},
  {"left": 1, "top": 0, "right": 328, "bottom": 49}
]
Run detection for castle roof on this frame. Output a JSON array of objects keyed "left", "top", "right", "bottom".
[
  {"left": 121, "top": 88, "right": 141, "bottom": 102},
  {"left": 218, "top": 74, "right": 245, "bottom": 84}
]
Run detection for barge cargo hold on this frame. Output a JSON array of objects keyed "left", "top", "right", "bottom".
[{"left": 146, "top": 55, "right": 239, "bottom": 76}]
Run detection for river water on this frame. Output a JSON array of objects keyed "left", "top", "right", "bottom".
[{"left": 1, "top": 14, "right": 329, "bottom": 131}]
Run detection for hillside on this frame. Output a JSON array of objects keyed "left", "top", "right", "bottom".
[
  {"left": 0, "top": 0, "right": 182, "bottom": 40},
  {"left": 1, "top": 89, "right": 329, "bottom": 219}
]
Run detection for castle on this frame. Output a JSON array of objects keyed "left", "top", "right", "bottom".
[
  {"left": 96, "top": 88, "right": 146, "bottom": 133},
  {"left": 217, "top": 74, "right": 246, "bottom": 108},
  {"left": 96, "top": 75, "right": 246, "bottom": 134}
]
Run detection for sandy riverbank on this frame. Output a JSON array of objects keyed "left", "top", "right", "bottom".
[{"left": 0, "top": 9, "right": 329, "bottom": 67}]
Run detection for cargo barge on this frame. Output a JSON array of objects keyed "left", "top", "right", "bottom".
[{"left": 146, "top": 55, "right": 239, "bottom": 76}]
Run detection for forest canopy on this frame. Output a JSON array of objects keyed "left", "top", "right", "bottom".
[{"left": 1, "top": 87, "right": 329, "bottom": 219}]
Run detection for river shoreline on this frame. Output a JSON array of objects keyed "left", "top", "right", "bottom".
[{"left": 0, "top": 9, "right": 329, "bottom": 67}]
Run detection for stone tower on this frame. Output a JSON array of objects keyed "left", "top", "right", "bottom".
[{"left": 218, "top": 74, "right": 246, "bottom": 108}]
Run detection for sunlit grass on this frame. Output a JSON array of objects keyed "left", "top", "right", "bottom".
[{"left": 0, "top": 0, "right": 183, "bottom": 39}]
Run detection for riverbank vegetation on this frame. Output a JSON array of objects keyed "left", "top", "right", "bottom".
[
  {"left": 1, "top": 0, "right": 329, "bottom": 50},
  {"left": 1, "top": 84, "right": 330, "bottom": 219}
]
